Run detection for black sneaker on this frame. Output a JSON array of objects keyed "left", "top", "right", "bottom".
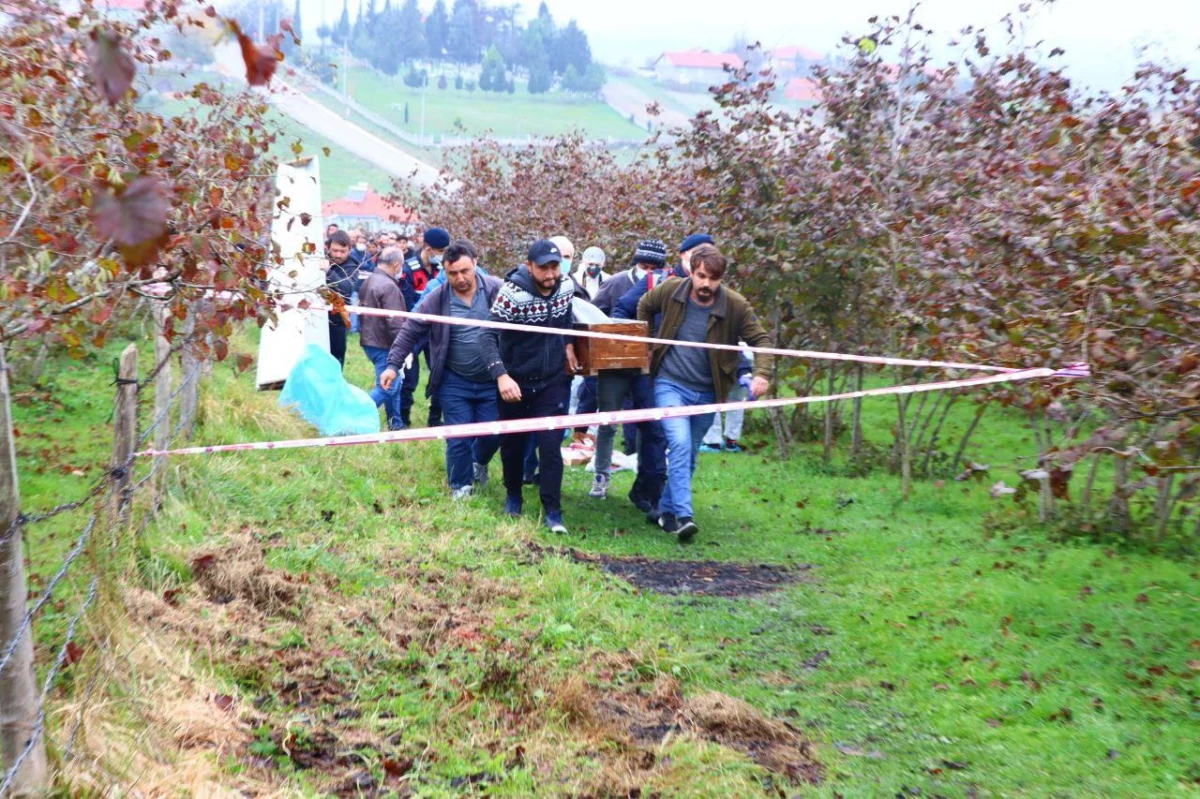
[
  {"left": 675, "top": 517, "right": 698, "bottom": 543},
  {"left": 628, "top": 487, "right": 652, "bottom": 514},
  {"left": 658, "top": 513, "right": 678, "bottom": 534}
]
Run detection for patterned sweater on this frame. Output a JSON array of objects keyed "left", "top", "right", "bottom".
[{"left": 480, "top": 266, "right": 575, "bottom": 386}]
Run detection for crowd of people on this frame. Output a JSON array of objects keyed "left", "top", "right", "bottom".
[{"left": 320, "top": 223, "right": 774, "bottom": 542}]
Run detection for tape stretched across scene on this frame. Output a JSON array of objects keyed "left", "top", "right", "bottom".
[
  {"left": 317, "top": 303, "right": 1032, "bottom": 374},
  {"left": 137, "top": 365, "right": 1088, "bottom": 458}
]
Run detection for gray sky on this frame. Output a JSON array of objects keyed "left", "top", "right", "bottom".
[{"left": 300, "top": 0, "right": 1200, "bottom": 90}]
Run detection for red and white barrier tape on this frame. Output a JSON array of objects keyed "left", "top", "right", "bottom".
[
  {"left": 136, "top": 364, "right": 1086, "bottom": 458},
  {"left": 320, "top": 303, "right": 1027, "bottom": 374}
]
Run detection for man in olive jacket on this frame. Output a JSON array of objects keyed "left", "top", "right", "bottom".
[
  {"left": 359, "top": 246, "right": 409, "bottom": 431},
  {"left": 637, "top": 244, "right": 773, "bottom": 542}
]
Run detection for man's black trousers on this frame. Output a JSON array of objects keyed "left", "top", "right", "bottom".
[{"left": 497, "top": 378, "right": 569, "bottom": 514}]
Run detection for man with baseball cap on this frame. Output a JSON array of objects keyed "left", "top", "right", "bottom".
[
  {"left": 398, "top": 226, "right": 450, "bottom": 428},
  {"left": 479, "top": 239, "right": 580, "bottom": 534}
]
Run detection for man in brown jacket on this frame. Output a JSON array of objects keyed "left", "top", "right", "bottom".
[
  {"left": 637, "top": 244, "right": 773, "bottom": 541},
  {"left": 359, "top": 246, "right": 408, "bottom": 430}
]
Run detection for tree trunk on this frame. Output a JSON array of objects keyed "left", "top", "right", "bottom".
[
  {"left": 1153, "top": 472, "right": 1176, "bottom": 544},
  {"left": 0, "top": 345, "right": 49, "bottom": 795},
  {"left": 920, "top": 395, "right": 956, "bottom": 476},
  {"left": 850, "top": 364, "right": 864, "bottom": 459},
  {"left": 822, "top": 364, "right": 836, "bottom": 463},
  {"left": 948, "top": 404, "right": 986, "bottom": 478},
  {"left": 1080, "top": 453, "right": 1101, "bottom": 513},
  {"left": 896, "top": 394, "right": 912, "bottom": 500},
  {"left": 1106, "top": 454, "right": 1131, "bottom": 535}
]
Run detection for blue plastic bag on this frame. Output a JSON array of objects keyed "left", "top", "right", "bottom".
[{"left": 278, "top": 344, "right": 381, "bottom": 436}]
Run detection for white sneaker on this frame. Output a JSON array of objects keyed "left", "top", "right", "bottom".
[
  {"left": 472, "top": 463, "right": 488, "bottom": 488},
  {"left": 589, "top": 473, "right": 609, "bottom": 499},
  {"left": 451, "top": 485, "right": 473, "bottom": 501}
]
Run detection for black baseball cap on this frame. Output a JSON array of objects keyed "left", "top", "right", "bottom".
[{"left": 527, "top": 239, "right": 562, "bottom": 266}]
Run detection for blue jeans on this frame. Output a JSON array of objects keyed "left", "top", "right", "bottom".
[
  {"left": 363, "top": 345, "right": 403, "bottom": 430},
  {"left": 437, "top": 371, "right": 501, "bottom": 489},
  {"left": 349, "top": 288, "right": 361, "bottom": 333},
  {"left": 654, "top": 378, "right": 715, "bottom": 520}
]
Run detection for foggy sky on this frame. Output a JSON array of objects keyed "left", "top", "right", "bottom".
[{"left": 297, "top": 0, "right": 1200, "bottom": 90}]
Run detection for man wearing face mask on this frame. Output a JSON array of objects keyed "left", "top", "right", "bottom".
[
  {"left": 572, "top": 246, "right": 608, "bottom": 299},
  {"left": 349, "top": 229, "right": 375, "bottom": 335},
  {"left": 398, "top": 226, "right": 450, "bottom": 427}
]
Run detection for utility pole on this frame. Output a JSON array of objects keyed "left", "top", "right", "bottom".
[
  {"left": 342, "top": 36, "right": 349, "bottom": 117},
  {"left": 420, "top": 72, "right": 427, "bottom": 140}
]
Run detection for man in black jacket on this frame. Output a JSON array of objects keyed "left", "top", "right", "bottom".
[
  {"left": 381, "top": 240, "right": 503, "bottom": 498},
  {"left": 479, "top": 239, "right": 580, "bottom": 533},
  {"left": 398, "top": 226, "right": 451, "bottom": 427},
  {"left": 323, "top": 229, "right": 356, "bottom": 367}
]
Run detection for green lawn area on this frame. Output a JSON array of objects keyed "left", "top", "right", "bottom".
[
  {"left": 341, "top": 66, "right": 649, "bottom": 141},
  {"left": 141, "top": 73, "right": 390, "bottom": 202},
  {"left": 11, "top": 328, "right": 1200, "bottom": 796}
]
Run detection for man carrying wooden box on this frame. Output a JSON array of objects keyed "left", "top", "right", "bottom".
[{"left": 638, "top": 244, "right": 773, "bottom": 542}]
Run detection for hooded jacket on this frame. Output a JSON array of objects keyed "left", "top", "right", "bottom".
[{"left": 479, "top": 266, "right": 575, "bottom": 387}]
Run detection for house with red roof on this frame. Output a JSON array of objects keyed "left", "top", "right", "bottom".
[
  {"left": 321, "top": 184, "right": 418, "bottom": 233},
  {"left": 769, "top": 45, "right": 823, "bottom": 78},
  {"left": 653, "top": 49, "right": 744, "bottom": 86}
]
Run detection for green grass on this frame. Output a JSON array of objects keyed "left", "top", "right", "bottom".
[
  {"left": 338, "top": 66, "right": 649, "bottom": 141},
  {"left": 141, "top": 72, "right": 389, "bottom": 202},
  {"left": 11, "top": 329, "right": 1200, "bottom": 796}
]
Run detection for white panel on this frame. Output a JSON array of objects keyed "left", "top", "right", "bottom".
[{"left": 256, "top": 157, "right": 330, "bottom": 390}]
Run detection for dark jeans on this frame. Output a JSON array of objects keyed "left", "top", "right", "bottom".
[
  {"left": 437, "top": 371, "right": 501, "bottom": 489},
  {"left": 362, "top": 344, "right": 403, "bottom": 430},
  {"left": 329, "top": 315, "right": 347, "bottom": 367},
  {"left": 399, "top": 348, "right": 442, "bottom": 428},
  {"left": 498, "top": 378, "right": 569, "bottom": 513},
  {"left": 595, "top": 370, "right": 666, "bottom": 504}
]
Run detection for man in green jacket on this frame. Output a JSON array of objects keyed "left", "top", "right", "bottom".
[{"left": 637, "top": 244, "right": 774, "bottom": 541}]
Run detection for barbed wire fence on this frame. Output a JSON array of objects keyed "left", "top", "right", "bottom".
[{"left": 0, "top": 303, "right": 206, "bottom": 796}]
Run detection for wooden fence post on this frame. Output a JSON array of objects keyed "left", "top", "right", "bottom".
[
  {"left": 111, "top": 344, "right": 138, "bottom": 516},
  {"left": 179, "top": 317, "right": 200, "bottom": 441},
  {"left": 153, "top": 307, "right": 172, "bottom": 501},
  {"left": 0, "top": 344, "right": 49, "bottom": 794}
]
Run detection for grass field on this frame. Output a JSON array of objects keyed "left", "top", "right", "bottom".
[
  {"left": 338, "top": 66, "right": 649, "bottom": 141},
  {"left": 10, "top": 327, "right": 1200, "bottom": 796}
]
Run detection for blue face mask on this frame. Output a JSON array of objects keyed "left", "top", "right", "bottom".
[
  {"left": 560, "top": 257, "right": 572, "bottom": 276},
  {"left": 429, "top": 254, "right": 443, "bottom": 268}
]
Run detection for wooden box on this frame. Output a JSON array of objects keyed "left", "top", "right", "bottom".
[{"left": 571, "top": 321, "right": 650, "bottom": 376}]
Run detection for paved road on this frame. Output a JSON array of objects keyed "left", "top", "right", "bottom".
[
  {"left": 210, "top": 44, "right": 442, "bottom": 189},
  {"left": 602, "top": 78, "right": 691, "bottom": 132}
]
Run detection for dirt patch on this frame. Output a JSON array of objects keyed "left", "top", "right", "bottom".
[
  {"left": 190, "top": 532, "right": 305, "bottom": 615},
  {"left": 554, "top": 675, "right": 823, "bottom": 788},
  {"left": 567, "top": 550, "right": 811, "bottom": 597}
]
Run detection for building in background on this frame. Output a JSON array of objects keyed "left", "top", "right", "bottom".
[
  {"left": 768, "top": 46, "right": 823, "bottom": 79},
  {"left": 321, "top": 183, "right": 418, "bottom": 234},
  {"left": 653, "top": 49, "right": 744, "bottom": 86}
]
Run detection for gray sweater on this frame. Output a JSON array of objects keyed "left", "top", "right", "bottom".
[{"left": 357, "top": 270, "right": 407, "bottom": 349}]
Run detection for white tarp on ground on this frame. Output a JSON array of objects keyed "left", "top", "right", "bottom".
[{"left": 256, "top": 157, "right": 330, "bottom": 390}]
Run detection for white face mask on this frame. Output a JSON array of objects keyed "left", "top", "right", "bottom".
[{"left": 355, "top": 243, "right": 366, "bottom": 252}]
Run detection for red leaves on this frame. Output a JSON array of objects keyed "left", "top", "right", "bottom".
[
  {"left": 233, "top": 24, "right": 281, "bottom": 86},
  {"left": 88, "top": 28, "right": 135, "bottom": 104},
  {"left": 90, "top": 176, "right": 170, "bottom": 267}
]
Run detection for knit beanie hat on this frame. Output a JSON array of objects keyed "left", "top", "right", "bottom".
[
  {"left": 679, "top": 233, "right": 715, "bottom": 253},
  {"left": 632, "top": 238, "right": 667, "bottom": 267},
  {"left": 423, "top": 227, "right": 450, "bottom": 249}
]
